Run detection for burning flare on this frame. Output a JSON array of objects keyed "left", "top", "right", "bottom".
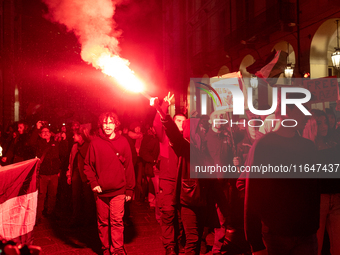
[
  {"left": 42, "top": 0, "right": 145, "bottom": 93},
  {"left": 82, "top": 45, "right": 144, "bottom": 93}
]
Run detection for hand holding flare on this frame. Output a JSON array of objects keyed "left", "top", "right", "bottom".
[{"left": 150, "top": 92, "right": 174, "bottom": 120}]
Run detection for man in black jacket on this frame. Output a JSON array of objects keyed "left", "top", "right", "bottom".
[
  {"left": 30, "top": 121, "right": 68, "bottom": 223},
  {"left": 244, "top": 98, "right": 319, "bottom": 255},
  {"left": 84, "top": 112, "right": 135, "bottom": 255},
  {"left": 205, "top": 110, "right": 234, "bottom": 255},
  {"left": 153, "top": 94, "right": 186, "bottom": 255}
]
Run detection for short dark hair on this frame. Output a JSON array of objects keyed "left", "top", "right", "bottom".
[
  {"left": 129, "top": 121, "right": 141, "bottom": 131},
  {"left": 325, "top": 108, "right": 335, "bottom": 119},
  {"left": 74, "top": 129, "right": 89, "bottom": 142},
  {"left": 17, "top": 121, "right": 29, "bottom": 133},
  {"left": 312, "top": 109, "right": 329, "bottom": 128},
  {"left": 40, "top": 125, "right": 50, "bottom": 134},
  {"left": 89, "top": 128, "right": 98, "bottom": 137},
  {"left": 98, "top": 112, "right": 120, "bottom": 128},
  {"left": 72, "top": 121, "right": 80, "bottom": 125}
]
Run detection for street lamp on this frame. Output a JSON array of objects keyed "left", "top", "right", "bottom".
[
  {"left": 250, "top": 76, "right": 258, "bottom": 89},
  {"left": 331, "top": 20, "right": 340, "bottom": 69},
  {"left": 284, "top": 64, "right": 294, "bottom": 78}
]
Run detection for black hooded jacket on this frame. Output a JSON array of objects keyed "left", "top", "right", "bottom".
[{"left": 84, "top": 129, "right": 135, "bottom": 198}]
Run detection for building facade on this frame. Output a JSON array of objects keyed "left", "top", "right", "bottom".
[
  {"left": 163, "top": 0, "right": 340, "bottom": 116},
  {"left": 0, "top": 0, "right": 22, "bottom": 128}
]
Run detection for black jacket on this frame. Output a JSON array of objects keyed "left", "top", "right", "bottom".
[
  {"left": 139, "top": 133, "right": 159, "bottom": 177},
  {"left": 84, "top": 129, "right": 135, "bottom": 198},
  {"left": 161, "top": 115, "right": 209, "bottom": 207},
  {"left": 30, "top": 129, "right": 68, "bottom": 175},
  {"left": 244, "top": 132, "right": 320, "bottom": 252}
]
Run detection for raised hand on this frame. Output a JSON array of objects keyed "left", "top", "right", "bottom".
[
  {"left": 36, "top": 121, "right": 43, "bottom": 130},
  {"left": 336, "top": 100, "right": 340, "bottom": 112},
  {"left": 163, "top": 92, "right": 174, "bottom": 105},
  {"left": 150, "top": 97, "right": 160, "bottom": 108},
  {"left": 92, "top": 186, "right": 102, "bottom": 193},
  {"left": 150, "top": 97, "right": 167, "bottom": 120}
]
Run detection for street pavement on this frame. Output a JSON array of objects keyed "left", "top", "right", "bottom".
[
  {"left": 33, "top": 202, "right": 164, "bottom": 255},
  {"left": 33, "top": 201, "right": 215, "bottom": 255}
]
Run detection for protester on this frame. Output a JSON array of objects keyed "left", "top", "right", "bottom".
[
  {"left": 54, "top": 124, "right": 70, "bottom": 219},
  {"left": 153, "top": 92, "right": 186, "bottom": 255},
  {"left": 128, "top": 121, "right": 145, "bottom": 204},
  {"left": 151, "top": 96, "right": 209, "bottom": 255},
  {"left": 325, "top": 108, "right": 340, "bottom": 143},
  {"left": 304, "top": 109, "right": 340, "bottom": 255},
  {"left": 205, "top": 110, "right": 233, "bottom": 255},
  {"left": 1, "top": 130, "right": 18, "bottom": 166},
  {"left": 244, "top": 94, "right": 320, "bottom": 254},
  {"left": 84, "top": 112, "right": 135, "bottom": 255},
  {"left": 121, "top": 125, "right": 137, "bottom": 225},
  {"left": 67, "top": 128, "right": 95, "bottom": 227},
  {"left": 139, "top": 126, "right": 160, "bottom": 221},
  {"left": 30, "top": 121, "right": 68, "bottom": 223},
  {"left": 12, "top": 121, "right": 34, "bottom": 163},
  {"left": 1, "top": 121, "right": 34, "bottom": 165}
]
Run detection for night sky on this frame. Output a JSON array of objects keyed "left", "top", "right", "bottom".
[{"left": 18, "top": 0, "right": 164, "bottom": 129}]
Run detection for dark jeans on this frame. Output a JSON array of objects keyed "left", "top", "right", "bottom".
[
  {"left": 317, "top": 193, "right": 340, "bottom": 255},
  {"left": 263, "top": 232, "right": 318, "bottom": 255},
  {"left": 212, "top": 181, "right": 229, "bottom": 253},
  {"left": 181, "top": 205, "right": 205, "bottom": 255},
  {"left": 150, "top": 175, "right": 161, "bottom": 224},
  {"left": 159, "top": 179, "right": 184, "bottom": 250},
  {"left": 134, "top": 158, "right": 145, "bottom": 202},
  {"left": 71, "top": 167, "right": 96, "bottom": 224},
  {"left": 37, "top": 174, "right": 58, "bottom": 219},
  {"left": 56, "top": 167, "right": 71, "bottom": 218},
  {"left": 96, "top": 194, "right": 125, "bottom": 254}
]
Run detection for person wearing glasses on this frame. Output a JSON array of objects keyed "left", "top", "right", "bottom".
[{"left": 30, "top": 121, "right": 68, "bottom": 224}]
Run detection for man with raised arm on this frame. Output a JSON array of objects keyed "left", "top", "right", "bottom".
[{"left": 153, "top": 93, "right": 186, "bottom": 255}]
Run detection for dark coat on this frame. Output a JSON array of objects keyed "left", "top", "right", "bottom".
[
  {"left": 139, "top": 133, "right": 159, "bottom": 177},
  {"left": 13, "top": 133, "right": 35, "bottom": 163},
  {"left": 30, "top": 128, "right": 68, "bottom": 175},
  {"left": 84, "top": 129, "right": 135, "bottom": 198},
  {"left": 161, "top": 116, "right": 210, "bottom": 207}
]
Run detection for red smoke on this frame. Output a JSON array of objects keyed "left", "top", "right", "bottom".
[{"left": 42, "top": 0, "right": 143, "bottom": 92}]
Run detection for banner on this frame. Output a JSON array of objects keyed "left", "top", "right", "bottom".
[
  {"left": 247, "top": 50, "right": 288, "bottom": 86},
  {"left": 0, "top": 158, "right": 39, "bottom": 245},
  {"left": 303, "top": 76, "right": 339, "bottom": 104},
  {"left": 210, "top": 71, "right": 247, "bottom": 112}
]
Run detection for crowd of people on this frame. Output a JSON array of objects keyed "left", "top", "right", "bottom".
[{"left": 0, "top": 92, "right": 340, "bottom": 255}]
